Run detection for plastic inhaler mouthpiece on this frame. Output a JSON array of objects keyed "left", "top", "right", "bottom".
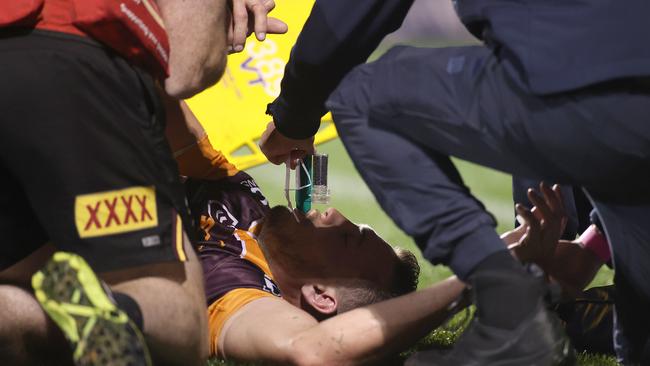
[{"left": 311, "top": 153, "right": 330, "bottom": 204}]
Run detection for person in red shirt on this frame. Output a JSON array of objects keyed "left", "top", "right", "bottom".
[{"left": 0, "top": 1, "right": 286, "bottom": 365}]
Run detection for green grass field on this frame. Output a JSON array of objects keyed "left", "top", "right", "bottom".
[{"left": 209, "top": 139, "right": 617, "bottom": 365}]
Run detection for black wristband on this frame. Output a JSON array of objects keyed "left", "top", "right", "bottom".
[{"left": 266, "top": 97, "right": 321, "bottom": 140}]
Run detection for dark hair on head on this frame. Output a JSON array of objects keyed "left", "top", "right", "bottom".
[
  {"left": 335, "top": 280, "right": 392, "bottom": 313},
  {"left": 391, "top": 247, "right": 420, "bottom": 296},
  {"left": 335, "top": 247, "right": 420, "bottom": 313}
]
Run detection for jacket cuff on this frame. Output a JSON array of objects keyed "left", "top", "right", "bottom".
[{"left": 266, "top": 96, "right": 322, "bottom": 140}]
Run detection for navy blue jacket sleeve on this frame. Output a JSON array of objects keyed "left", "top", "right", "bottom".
[{"left": 267, "top": 0, "right": 414, "bottom": 139}]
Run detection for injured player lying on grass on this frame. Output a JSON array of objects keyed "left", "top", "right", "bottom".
[
  {"left": 181, "top": 158, "right": 595, "bottom": 365},
  {"left": 186, "top": 174, "right": 449, "bottom": 365},
  {"left": 167, "top": 100, "right": 469, "bottom": 364},
  {"left": 168, "top": 101, "right": 603, "bottom": 365},
  {"left": 184, "top": 176, "right": 581, "bottom": 365}
]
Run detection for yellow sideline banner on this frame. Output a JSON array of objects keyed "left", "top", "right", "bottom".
[{"left": 186, "top": 0, "right": 337, "bottom": 171}]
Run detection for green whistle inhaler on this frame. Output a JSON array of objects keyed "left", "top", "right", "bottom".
[{"left": 296, "top": 153, "right": 330, "bottom": 213}]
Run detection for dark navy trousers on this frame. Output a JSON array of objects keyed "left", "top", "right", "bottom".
[{"left": 326, "top": 45, "right": 650, "bottom": 362}]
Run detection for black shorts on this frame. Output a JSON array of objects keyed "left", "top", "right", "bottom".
[{"left": 0, "top": 29, "right": 193, "bottom": 272}]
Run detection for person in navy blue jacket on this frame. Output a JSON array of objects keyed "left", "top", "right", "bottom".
[{"left": 260, "top": 1, "right": 650, "bottom": 364}]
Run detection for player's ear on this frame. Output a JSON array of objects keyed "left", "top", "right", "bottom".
[{"left": 300, "top": 283, "right": 338, "bottom": 318}]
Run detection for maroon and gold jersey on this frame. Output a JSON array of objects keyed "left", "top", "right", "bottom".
[{"left": 184, "top": 169, "right": 281, "bottom": 356}]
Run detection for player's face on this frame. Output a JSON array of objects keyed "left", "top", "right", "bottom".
[{"left": 262, "top": 207, "right": 399, "bottom": 289}]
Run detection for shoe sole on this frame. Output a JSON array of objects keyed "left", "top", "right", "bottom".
[{"left": 32, "top": 252, "right": 152, "bottom": 366}]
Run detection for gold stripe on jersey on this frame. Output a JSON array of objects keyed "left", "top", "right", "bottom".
[
  {"left": 199, "top": 215, "right": 217, "bottom": 241},
  {"left": 233, "top": 229, "right": 273, "bottom": 278},
  {"left": 208, "top": 288, "right": 276, "bottom": 357},
  {"left": 175, "top": 214, "right": 187, "bottom": 261}
]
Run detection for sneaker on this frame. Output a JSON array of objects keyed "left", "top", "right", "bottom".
[
  {"left": 406, "top": 277, "right": 575, "bottom": 366},
  {"left": 32, "top": 252, "right": 152, "bottom": 366}
]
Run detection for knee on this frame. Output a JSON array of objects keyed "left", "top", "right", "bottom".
[
  {"left": 0, "top": 286, "right": 72, "bottom": 365},
  {"left": 110, "top": 263, "right": 208, "bottom": 365},
  {"left": 326, "top": 63, "right": 376, "bottom": 123},
  {"left": 147, "top": 284, "right": 208, "bottom": 365},
  {"left": 0, "top": 306, "right": 29, "bottom": 365},
  {"left": 106, "top": 238, "right": 208, "bottom": 365}
]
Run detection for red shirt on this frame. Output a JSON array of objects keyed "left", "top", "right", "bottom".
[
  {"left": 1, "top": 0, "right": 169, "bottom": 79},
  {"left": 34, "top": 0, "right": 86, "bottom": 37}
]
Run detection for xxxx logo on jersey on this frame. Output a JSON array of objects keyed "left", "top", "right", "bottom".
[{"left": 75, "top": 186, "right": 158, "bottom": 238}]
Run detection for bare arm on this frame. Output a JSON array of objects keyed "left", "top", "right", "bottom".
[
  {"left": 164, "top": 97, "right": 206, "bottom": 152},
  {"left": 156, "top": 0, "right": 230, "bottom": 99},
  {"left": 508, "top": 229, "right": 604, "bottom": 296},
  {"left": 164, "top": 97, "right": 240, "bottom": 178},
  {"left": 542, "top": 240, "right": 604, "bottom": 296},
  {"left": 221, "top": 277, "right": 465, "bottom": 365}
]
